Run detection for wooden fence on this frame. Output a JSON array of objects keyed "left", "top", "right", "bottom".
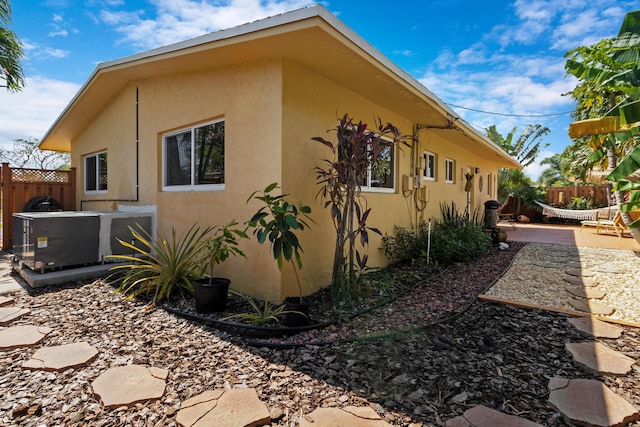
[
  {"left": 545, "top": 185, "right": 611, "bottom": 207},
  {"left": 1, "top": 163, "right": 76, "bottom": 250}
]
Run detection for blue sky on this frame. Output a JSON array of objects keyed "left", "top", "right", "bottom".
[{"left": 3, "top": 0, "right": 639, "bottom": 179}]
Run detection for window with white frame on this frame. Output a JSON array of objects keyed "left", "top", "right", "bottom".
[
  {"left": 343, "top": 136, "right": 394, "bottom": 192},
  {"left": 445, "top": 158, "right": 455, "bottom": 183},
  {"left": 423, "top": 151, "right": 436, "bottom": 181},
  {"left": 486, "top": 172, "right": 492, "bottom": 197},
  {"left": 163, "top": 119, "right": 225, "bottom": 191},
  {"left": 84, "top": 151, "right": 107, "bottom": 194}
]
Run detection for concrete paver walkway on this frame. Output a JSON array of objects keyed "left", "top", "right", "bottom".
[
  {"left": 548, "top": 377, "right": 640, "bottom": 426},
  {"left": 22, "top": 342, "right": 98, "bottom": 371},
  {"left": 299, "top": 406, "right": 393, "bottom": 427},
  {"left": 92, "top": 365, "right": 168, "bottom": 408},
  {"left": 444, "top": 405, "right": 542, "bottom": 426},
  {"left": 568, "top": 317, "right": 624, "bottom": 339},
  {"left": 0, "top": 324, "right": 53, "bottom": 349},
  {"left": 565, "top": 341, "right": 636, "bottom": 376},
  {"left": 176, "top": 389, "right": 271, "bottom": 427},
  {"left": 0, "top": 306, "right": 30, "bottom": 325}
]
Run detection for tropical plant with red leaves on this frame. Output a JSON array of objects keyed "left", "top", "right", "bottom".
[{"left": 312, "top": 113, "right": 405, "bottom": 301}]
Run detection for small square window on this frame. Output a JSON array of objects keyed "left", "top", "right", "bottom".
[
  {"left": 84, "top": 151, "right": 107, "bottom": 194},
  {"left": 445, "top": 158, "right": 455, "bottom": 183}
]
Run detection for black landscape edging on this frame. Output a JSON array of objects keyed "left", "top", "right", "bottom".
[
  {"left": 162, "top": 305, "right": 337, "bottom": 339},
  {"left": 162, "top": 244, "right": 524, "bottom": 348}
]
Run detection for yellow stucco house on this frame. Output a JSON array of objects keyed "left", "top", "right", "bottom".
[{"left": 39, "top": 5, "right": 520, "bottom": 301}]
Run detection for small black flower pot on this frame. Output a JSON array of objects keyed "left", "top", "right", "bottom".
[
  {"left": 194, "top": 277, "right": 230, "bottom": 313},
  {"left": 283, "top": 296, "right": 310, "bottom": 327}
]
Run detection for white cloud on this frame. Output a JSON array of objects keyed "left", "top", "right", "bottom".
[
  {"left": 393, "top": 49, "right": 414, "bottom": 57},
  {"left": 99, "top": 0, "right": 315, "bottom": 49},
  {"left": 23, "top": 41, "right": 71, "bottom": 61},
  {"left": 42, "top": 47, "right": 70, "bottom": 58},
  {"left": 48, "top": 29, "right": 69, "bottom": 37},
  {"left": 0, "top": 76, "right": 80, "bottom": 144}
]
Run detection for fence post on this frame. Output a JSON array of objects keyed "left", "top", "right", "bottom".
[
  {"left": 70, "top": 167, "right": 77, "bottom": 210},
  {"left": 1, "top": 163, "right": 12, "bottom": 250}
]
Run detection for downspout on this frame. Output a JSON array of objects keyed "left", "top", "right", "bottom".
[{"left": 80, "top": 86, "right": 141, "bottom": 210}]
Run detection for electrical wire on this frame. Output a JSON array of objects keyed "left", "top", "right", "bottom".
[{"left": 446, "top": 103, "right": 573, "bottom": 118}]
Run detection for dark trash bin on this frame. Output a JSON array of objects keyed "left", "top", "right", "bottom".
[{"left": 484, "top": 200, "right": 500, "bottom": 229}]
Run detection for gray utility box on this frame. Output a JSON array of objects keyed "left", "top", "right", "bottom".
[{"left": 13, "top": 212, "right": 101, "bottom": 273}]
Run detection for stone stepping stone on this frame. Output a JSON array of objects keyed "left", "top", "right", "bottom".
[
  {"left": 565, "top": 341, "right": 635, "bottom": 376},
  {"left": 564, "top": 276, "right": 599, "bottom": 288},
  {"left": 22, "top": 342, "right": 98, "bottom": 371},
  {"left": 567, "top": 317, "right": 624, "bottom": 339},
  {"left": 548, "top": 377, "right": 640, "bottom": 427},
  {"left": 566, "top": 286, "right": 606, "bottom": 299},
  {"left": 0, "top": 296, "right": 14, "bottom": 307},
  {"left": 565, "top": 269, "right": 594, "bottom": 278},
  {"left": 568, "top": 299, "right": 615, "bottom": 316},
  {"left": 0, "top": 307, "right": 30, "bottom": 325},
  {"left": 299, "top": 406, "right": 393, "bottom": 427},
  {"left": 92, "top": 364, "right": 168, "bottom": 408},
  {"left": 0, "top": 325, "right": 53, "bottom": 349},
  {"left": 531, "top": 262, "right": 564, "bottom": 268},
  {"left": 444, "top": 405, "right": 542, "bottom": 426},
  {"left": 176, "top": 388, "right": 270, "bottom": 427},
  {"left": 593, "top": 267, "right": 625, "bottom": 274}
]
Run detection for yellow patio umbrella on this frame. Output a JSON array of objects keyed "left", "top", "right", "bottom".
[{"left": 568, "top": 116, "right": 621, "bottom": 139}]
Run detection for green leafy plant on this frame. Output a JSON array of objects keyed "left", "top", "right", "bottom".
[
  {"left": 382, "top": 225, "right": 428, "bottom": 264},
  {"left": 384, "top": 203, "right": 490, "bottom": 267},
  {"left": 563, "top": 196, "right": 594, "bottom": 210},
  {"left": 107, "top": 223, "right": 212, "bottom": 306},
  {"left": 224, "top": 292, "right": 294, "bottom": 326},
  {"left": 246, "top": 182, "right": 313, "bottom": 300},
  {"left": 607, "top": 142, "right": 640, "bottom": 237},
  {"left": 199, "top": 220, "right": 248, "bottom": 284},
  {"left": 312, "top": 113, "right": 405, "bottom": 302},
  {"left": 430, "top": 202, "right": 491, "bottom": 266}
]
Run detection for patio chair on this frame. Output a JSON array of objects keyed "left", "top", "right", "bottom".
[
  {"left": 594, "top": 212, "right": 625, "bottom": 238},
  {"left": 497, "top": 196, "right": 517, "bottom": 229}
]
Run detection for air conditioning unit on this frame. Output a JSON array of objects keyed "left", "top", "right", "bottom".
[
  {"left": 13, "top": 210, "right": 154, "bottom": 273},
  {"left": 13, "top": 212, "right": 101, "bottom": 273},
  {"left": 93, "top": 211, "right": 154, "bottom": 260}
]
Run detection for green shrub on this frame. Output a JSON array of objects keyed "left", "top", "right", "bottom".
[
  {"left": 383, "top": 202, "right": 491, "bottom": 267},
  {"left": 563, "top": 196, "right": 594, "bottom": 210},
  {"left": 430, "top": 202, "right": 491, "bottom": 265}
]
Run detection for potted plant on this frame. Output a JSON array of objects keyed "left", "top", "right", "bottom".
[
  {"left": 246, "top": 183, "right": 313, "bottom": 326},
  {"left": 193, "top": 220, "right": 248, "bottom": 313}
]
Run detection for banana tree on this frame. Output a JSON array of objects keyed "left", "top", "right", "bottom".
[
  {"left": 606, "top": 130, "right": 640, "bottom": 242},
  {"left": 565, "top": 10, "right": 640, "bottom": 240}
]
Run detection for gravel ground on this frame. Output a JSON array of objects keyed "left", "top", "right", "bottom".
[
  {"left": 2, "top": 242, "right": 640, "bottom": 426},
  {"left": 484, "top": 243, "right": 640, "bottom": 324}
]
